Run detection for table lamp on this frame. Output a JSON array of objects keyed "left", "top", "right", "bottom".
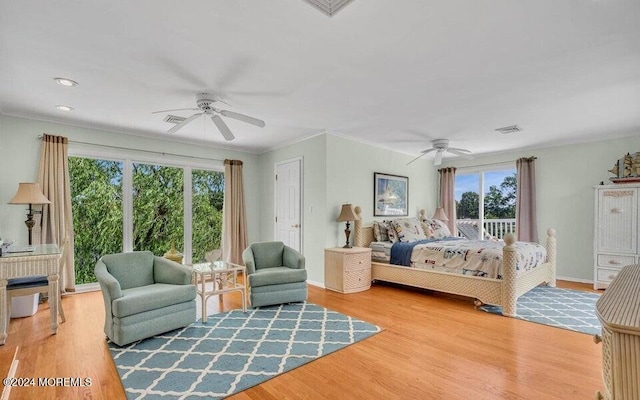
[
  {"left": 8, "top": 182, "right": 51, "bottom": 245},
  {"left": 336, "top": 203, "right": 359, "bottom": 248},
  {"left": 432, "top": 207, "right": 449, "bottom": 221}
]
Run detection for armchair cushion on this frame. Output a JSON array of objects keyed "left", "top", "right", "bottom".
[
  {"left": 250, "top": 242, "right": 285, "bottom": 269},
  {"left": 249, "top": 267, "right": 308, "bottom": 288},
  {"left": 100, "top": 251, "right": 155, "bottom": 290},
  {"left": 112, "top": 283, "right": 196, "bottom": 318}
]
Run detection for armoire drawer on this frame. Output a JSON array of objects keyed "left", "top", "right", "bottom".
[
  {"left": 597, "top": 268, "right": 621, "bottom": 284},
  {"left": 597, "top": 254, "right": 635, "bottom": 269}
]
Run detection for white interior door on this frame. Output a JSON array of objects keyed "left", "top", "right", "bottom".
[{"left": 275, "top": 158, "right": 302, "bottom": 252}]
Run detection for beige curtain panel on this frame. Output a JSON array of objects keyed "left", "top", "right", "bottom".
[
  {"left": 37, "top": 134, "right": 76, "bottom": 292},
  {"left": 438, "top": 167, "right": 457, "bottom": 235},
  {"left": 223, "top": 159, "right": 248, "bottom": 265},
  {"left": 516, "top": 157, "right": 538, "bottom": 243}
]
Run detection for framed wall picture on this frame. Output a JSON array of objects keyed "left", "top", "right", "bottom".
[{"left": 374, "top": 172, "right": 408, "bottom": 216}]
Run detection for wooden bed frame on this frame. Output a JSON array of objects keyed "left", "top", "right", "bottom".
[{"left": 353, "top": 206, "right": 557, "bottom": 316}]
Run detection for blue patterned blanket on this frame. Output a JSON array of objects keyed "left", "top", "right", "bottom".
[{"left": 390, "top": 237, "right": 462, "bottom": 266}]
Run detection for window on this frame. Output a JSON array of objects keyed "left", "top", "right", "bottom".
[
  {"left": 69, "top": 154, "right": 223, "bottom": 286},
  {"left": 455, "top": 165, "right": 516, "bottom": 239},
  {"left": 69, "top": 157, "right": 123, "bottom": 284}
]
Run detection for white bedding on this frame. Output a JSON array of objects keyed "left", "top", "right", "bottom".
[{"left": 410, "top": 239, "right": 547, "bottom": 279}]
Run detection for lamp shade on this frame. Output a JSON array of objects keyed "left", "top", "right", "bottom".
[
  {"left": 432, "top": 207, "right": 449, "bottom": 222},
  {"left": 336, "top": 203, "right": 359, "bottom": 222},
  {"left": 8, "top": 182, "right": 51, "bottom": 205}
]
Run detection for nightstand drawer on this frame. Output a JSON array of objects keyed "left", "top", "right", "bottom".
[
  {"left": 345, "top": 268, "right": 371, "bottom": 291},
  {"left": 597, "top": 254, "right": 635, "bottom": 268},
  {"left": 597, "top": 268, "right": 621, "bottom": 283},
  {"left": 344, "top": 252, "right": 370, "bottom": 271}
]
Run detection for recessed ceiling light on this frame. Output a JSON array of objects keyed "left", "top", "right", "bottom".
[
  {"left": 55, "top": 105, "right": 74, "bottom": 112},
  {"left": 54, "top": 77, "right": 78, "bottom": 87}
]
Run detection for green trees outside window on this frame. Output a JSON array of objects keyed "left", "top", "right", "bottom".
[
  {"left": 69, "top": 156, "right": 224, "bottom": 285},
  {"left": 70, "top": 157, "right": 123, "bottom": 284}
]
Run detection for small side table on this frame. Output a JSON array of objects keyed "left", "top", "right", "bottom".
[
  {"left": 188, "top": 261, "right": 247, "bottom": 322},
  {"left": 324, "top": 247, "right": 372, "bottom": 293}
]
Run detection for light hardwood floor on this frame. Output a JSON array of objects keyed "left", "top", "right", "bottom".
[{"left": 1, "top": 281, "right": 602, "bottom": 400}]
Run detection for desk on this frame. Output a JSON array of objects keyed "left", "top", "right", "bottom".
[
  {"left": 188, "top": 261, "right": 247, "bottom": 322},
  {"left": 0, "top": 244, "right": 61, "bottom": 345}
]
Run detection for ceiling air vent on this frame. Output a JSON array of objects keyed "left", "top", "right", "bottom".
[
  {"left": 495, "top": 125, "right": 522, "bottom": 134},
  {"left": 303, "top": 0, "right": 354, "bottom": 17},
  {"left": 164, "top": 115, "right": 186, "bottom": 124}
]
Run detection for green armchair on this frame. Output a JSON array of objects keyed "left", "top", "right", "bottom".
[
  {"left": 242, "top": 242, "right": 307, "bottom": 308},
  {"left": 95, "top": 251, "right": 196, "bottom": 346}
]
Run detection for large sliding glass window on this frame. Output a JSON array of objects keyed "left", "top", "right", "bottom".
[
  {"left": 192, "top": 169, "right": 224, "bottom": 263},
  {"left": 69, "top": 157, "right": 123, "bottom": 284},
  {"left": 132, "top": 163, "right": 184, "bottom": 254},
  {"left": 455, "top": 165, "right": 516, "bottom": 239},
  {"left": 69, "top": 154, "right": 223, "bottom": 286}
]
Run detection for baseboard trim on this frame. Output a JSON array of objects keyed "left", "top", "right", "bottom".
[
  {"left": 556, "top": 276, "right": 593, "bottom": 284},
  {"left": 307, "top": 280, "right": 325, "bottom": 288}
]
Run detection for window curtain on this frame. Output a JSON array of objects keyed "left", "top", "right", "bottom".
[
  {"left": 438, "top": 167, "right": 457, "bottom": 235},
  {"left": 222, "top": 159, "right": 248, "bottom": 265},
  {"left": 36, "top": 134, "right": 75, "bottom": 292},
  {"left": 516, "top": 157, "right": 538, "bottom": 243}
]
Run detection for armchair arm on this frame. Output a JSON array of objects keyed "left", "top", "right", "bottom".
[
  {"left": 94, "top": 260, "right": 123, "bottom": 301},
  {"left": 242, "top": 247, "right": 256, "bottom": 275},
  {"left": 153, "top": 256, "right": 193, "bottom": 285},
  {"left": 283, "top": 245, "right": 305, "bottom": 270}
]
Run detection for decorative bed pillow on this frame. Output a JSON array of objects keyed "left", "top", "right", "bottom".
[
  {"left": 421, "top": 222, "right": 434, "bottom": 238},
  {"left": 384, "top": 220, "right": 399, "bottom": 243},
  {"left": 391, "top": 217, "right": 428, "bottom": 243},
  {"left": 425, "top": 218, "right": 452, "bottom": 239},
  {"left": 372, "top": 221, "right": 390, "bottom": 242}
]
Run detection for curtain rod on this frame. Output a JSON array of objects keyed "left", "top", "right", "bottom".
[
  {"left": 451, "top": 157, "right": 537, "bottom": 170},
  {"left": 37, "top": 135, "right": 225, "bottom": 163}
]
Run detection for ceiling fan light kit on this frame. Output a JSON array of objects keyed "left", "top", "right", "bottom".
[{"left": 153, "top": 93, "right": 265, "bottom": 141}]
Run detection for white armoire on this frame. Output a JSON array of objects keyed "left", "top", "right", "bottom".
[{"left": 594, "top": 184, "right": 640, "bottom": 289}]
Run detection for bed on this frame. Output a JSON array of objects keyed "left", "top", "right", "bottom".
[{"left": 353, "top": 206, "right": 557, "bottom": 316}]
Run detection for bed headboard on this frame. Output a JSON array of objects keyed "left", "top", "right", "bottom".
[
  {"left": 353, "top": 206, "right": 374, "bottom": 248},
  {"left": 353, "top": 206, "right": 428, "bottom": 248}
]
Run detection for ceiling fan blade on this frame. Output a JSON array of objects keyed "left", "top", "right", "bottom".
[
  {"left": 434, "top": 151, "right": 443, "bottom": 166},
  {"left": 406, "top": 153, "right": 427, "bottom": 165},
  {"left": 152, "top": 107, "right": 199, "bottom": 114},
  {"left": 219, "top": 110, "right": 266, "bottom": 128},
  {"left": 448, "top": 149, "right": 474, "bottom": 159},
  {"left": 421, "top": 148, "right": 437, "bottom": 155},
  {"left": 211, "top": 115, "right": 235, "bottom": 141},
  {"left": 167, "top": 113, "right": 202, "bottom": 134},
  {"left": 448, "top": 147, "right": 472, "bottom": 153}
]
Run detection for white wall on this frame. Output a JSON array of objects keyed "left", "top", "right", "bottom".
[
  {"left": 441, "top": 134, "right": 640, "bottom": 282},
  {"left": 324, "top": 134, "right": 437, "bottom": 248},
  {"left": 0, "top": 115, "right": 261, "bottom": 247}
]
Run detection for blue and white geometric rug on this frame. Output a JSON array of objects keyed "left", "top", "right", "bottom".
[
  {"left": 479, "top": 286, "right": 601, "bottom": 335},
  {"left": 109, "top": 302, "right": 381, "bottom": 400}
]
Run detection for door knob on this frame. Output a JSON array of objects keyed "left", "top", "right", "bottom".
[{"left": 292, "top": 224, "right": 300, "bottom": 228}]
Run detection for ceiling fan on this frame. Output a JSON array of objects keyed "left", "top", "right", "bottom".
[
  {"left": 152, "top": 93, "right": 265, "bottom": 141},
  {"left": 407, "top": 139, "right": 473, "bottom": 166}
]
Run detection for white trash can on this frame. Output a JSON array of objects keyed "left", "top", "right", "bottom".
[{"left": 10, "top": 294, "right": 39, "bottom": 318}]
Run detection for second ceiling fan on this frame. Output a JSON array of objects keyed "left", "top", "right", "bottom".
[
  {"left": 407, "top": 139, "right": 473, "bottom": 165},
  {"left": 153, "top": 93, "right": 265, "bottom": 141}
]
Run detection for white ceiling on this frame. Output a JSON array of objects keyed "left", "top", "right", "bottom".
[{"left": 1, "top": 0, "right": 639, "bottom": 159}]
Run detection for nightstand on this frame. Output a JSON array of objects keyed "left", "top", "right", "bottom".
[{"left": 324, "top": 247, "right": 372, "bottom": 293}]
